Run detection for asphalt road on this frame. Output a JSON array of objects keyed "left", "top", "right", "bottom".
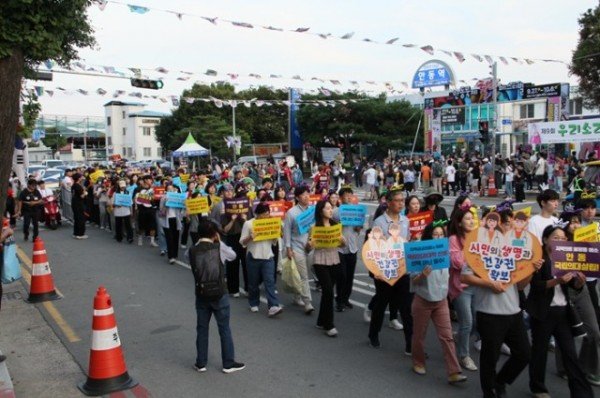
[{"left": 16, "top": 193, "right": 574, "bottom": 398}]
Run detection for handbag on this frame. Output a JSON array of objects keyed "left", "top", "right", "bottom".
[
  {"left": 281, "top": 257, "right": 303, "bottom": 295},
  {"left": 2, "top": 238, "right": 22, "bottom": 284}
]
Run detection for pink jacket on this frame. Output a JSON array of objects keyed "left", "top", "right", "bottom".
[{"left": 448, "top": 235, "right": 467, "bottom": 301}]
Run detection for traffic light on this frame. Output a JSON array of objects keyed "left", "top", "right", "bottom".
[
  {"left": 130, "top": 78, "right": 164, "bottom": 90},
  {"left": 479, "top": 121, "right": 489, "bottom": 143}
]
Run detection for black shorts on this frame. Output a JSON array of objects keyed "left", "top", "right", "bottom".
[{"left": 137, "top": 208, "right": 156, "bottom": 233}]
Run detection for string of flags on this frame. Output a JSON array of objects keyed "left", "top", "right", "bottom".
[
  {"left": 41, "top": 60, "right": 507, "bottom": 97},
  {"left": 25, "top": 85, "right": 371, "bottom": 108},
  {"left": 91, "top": 0, "right": 567, "bottom": 66},
  {"left": 41, "top": 60, "right": 411, "bottom": 95}
]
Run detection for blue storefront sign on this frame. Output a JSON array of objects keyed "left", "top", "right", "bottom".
[{"left": 412, "top": 60, "right": 455, "bottom": 89}]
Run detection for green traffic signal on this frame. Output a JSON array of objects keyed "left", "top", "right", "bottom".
[{"left": 130, "top": 78, "right": 164, "bottom": 90}]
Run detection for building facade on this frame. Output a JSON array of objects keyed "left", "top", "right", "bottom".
[{"left": 104, "top": 101, "right": 168, "bottom": 161}]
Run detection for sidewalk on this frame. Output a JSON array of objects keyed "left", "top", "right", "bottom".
[{"left": 0, "top": 265, "right": 82, "bottom": 397}]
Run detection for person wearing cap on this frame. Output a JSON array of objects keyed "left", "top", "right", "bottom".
[
  {"left": 71, "top": 173, "right": 88, "bottom": 239},
  {"left": 16, "top": 179, "right": 43, "bottom": 241},
  {"left": 422, "top": 188, "right": 447, "bottom": 221},
  {"left": 240, "top": 202, "right": 283, "bottom": 317}
]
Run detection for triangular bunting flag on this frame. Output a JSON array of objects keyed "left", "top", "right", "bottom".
[{"left": 127, "top": 5, "right": 150, "bottom": 14}]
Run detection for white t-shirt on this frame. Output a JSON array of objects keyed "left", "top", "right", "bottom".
[
  {"left": 365, "top": 168, "right": 377, "bottom": 185},
  {"left": 527, "top": 214, "right": 558, "bottom": 244},
  {"left": 505, "top": 166, "right": 514, "bottom": 182},
  {"left": 445, "top": 165, "right": 456, "bottom": 182}
]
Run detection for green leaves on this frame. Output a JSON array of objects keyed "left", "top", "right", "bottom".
[
  {"left": 0, "top": 0, "right": 95, "bottom": 65},
  {"left": 570, "top": 5, "right": 600, "bottom": 109}
]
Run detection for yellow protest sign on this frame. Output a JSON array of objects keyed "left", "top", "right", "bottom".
[
  {"left": 185, "top": 197, "right": 210, "bottom": 215},
  {"left": 574, "top": 223, "right": 599, "bottom": 242},
  {"left": 253, "top": 217, "right": 281, "bottom": 241},
  {"left": 520, "top": 207, "right": 532, "bottom": 217},
  {"left": 180, "top": 174, "right": 190, "bottom": 183},
  {"left": 210, "top": 195, "right": 222, "bottom": 208},
  {"left": 90, "top": 170, "right": 105, "bottom": 183},
  {"left": 470, "top": 207, "right": 479, "bottom": 228},
  {"left": 312, "top": 224, "right": 343, "bottom": 249}
]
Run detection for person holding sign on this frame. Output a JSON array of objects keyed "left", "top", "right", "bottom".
[
  {"left": 159, "top": 184, "right": 184, "bottom": 264},
  {"left": 307, "top": 200, "right": 344, "bottom": 337},
  {"left": 239, "top": 203, "right": 282, "bottom": 317},
  {"left": 526, "top": 225, "right": 593, "bottom": 398},
  {"left": 283, "top": 185, "right": 315, "bottom": 315},
  {"left": 333, "top": 187, "right": 362, "bottom": 312},
  {"left": 459, "top": 220, "right": 540, "bottom": 398},
  {"left": 110, "top": 179, "right": 133, "bottom": 243},
  {"left": 221, "top": 186, "right": 251, "bottom": 298},
  {"left": 557, "top": 210, "right": 600, "bottom": 386},
  {"left": 410, "top": 222, "right": 466, "bottom": 384}
]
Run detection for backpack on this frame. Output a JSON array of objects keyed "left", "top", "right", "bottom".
[
  {"left": 189, "top": 241, "right": 226, "bottom": 299},
  {"left": 433, "top": 162, "right": 443, "bottom": 178}
]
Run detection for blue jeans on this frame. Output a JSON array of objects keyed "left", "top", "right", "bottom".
[
  {"left": 155, "top": 212, "right": 167, "bottom": 252},
  {"left": 453, "top": 286, "right": 477, "bottom": 358},
  {"left": 505, "top": 181, "right": 513, "bottom": 197},
  {"left": 246, "top": 253, "right": 279, "bottom": 308},
  {"left": 195, "top": 295, "right": 235, "bottom": 368}
]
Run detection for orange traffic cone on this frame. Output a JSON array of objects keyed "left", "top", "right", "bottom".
[
  {"left": 79, "top": 286, "right": 137, "bottom": 396},
  {"left": 27, "top": 237, "right": 61, "bottom": 303}
]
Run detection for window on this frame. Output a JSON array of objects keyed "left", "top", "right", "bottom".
[
  {"left": 569, "top": 98, "right": 583, "bottom": 115},
  {"left": 127, "top": 147, "right": 132, "bottom": 157},
  {"left": 122, "top": 127, "right": 126, "bottom": 136},
  {"left": 157, "top": 147, "right": 162, "bottom": 157},
  {"left": 143, "top": 147, "right": 151, "bottom": 157},
  {"left": 122, "top": 147, "right": 127, "bottom": 156},
  {"left": 520, "top": 104, "right": 534, "bottom": 119},
  {"left": 107, "top": 137, "right": 112, "bottom": 146},
  {"left": 107, "top": 116, "right": 111, "bottom": 126},
  {"left": 122, "top": 111, "right": 126, "bottom": 119},
  {"left": 142, "top": 127, "right": 151, "bottom": 136}
]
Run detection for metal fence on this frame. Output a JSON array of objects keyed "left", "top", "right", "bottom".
[{"left": 60, "top": 186, "right": 73, "bottom": 222}]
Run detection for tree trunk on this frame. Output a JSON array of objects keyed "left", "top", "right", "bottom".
[{"left": 0, "top": 49, "right": 24, "bottom": 220}]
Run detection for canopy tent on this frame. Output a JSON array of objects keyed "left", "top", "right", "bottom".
[{"left": 172, "top": 133, "right": 209, "bottom": 157}]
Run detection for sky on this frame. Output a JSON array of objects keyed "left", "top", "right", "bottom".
[{"left": 29, "top": 0, "right": 599, "bottom": 117}]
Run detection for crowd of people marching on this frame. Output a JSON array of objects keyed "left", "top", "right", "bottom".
[{"left": 6, "top": 148, "right": 600, "bottom": 397}]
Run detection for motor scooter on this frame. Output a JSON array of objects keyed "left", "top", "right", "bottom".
[{"left": 43, "top": 195, "right": 62, "bottom": 230}]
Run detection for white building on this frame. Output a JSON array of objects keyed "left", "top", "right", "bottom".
[{"left": 104, "top": 101, "right": 168, "bottom": 161}]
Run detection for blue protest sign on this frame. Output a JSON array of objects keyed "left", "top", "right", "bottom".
[
  {"left": 166, "top": 192, "right": 187, "bottom": 208},
  {"left": 172, "top": 176, "right": 187, "bottom": 193},
  {"left": 339, "top": 204, "right": 367, "bottom": 226},
  {"left": 297, "top": 206, "right": 315, "bottom": 235},
  {"left": 404, "top": 238, "right": 450, "bottom": 273},
  {"left": 114, "top": 193, "right": 133, "bottom": 207}
]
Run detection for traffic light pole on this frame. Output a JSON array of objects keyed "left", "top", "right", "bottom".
[
  {"left": 490, "top": 62, "right": 498, "bottom": 158},
  {"left": 232, "top": 105, "right": 237, "bottom": 162}
]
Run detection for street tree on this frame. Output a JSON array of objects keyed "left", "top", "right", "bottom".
[
  {"left": 0, "top": 0, "right": 95, "bottom": 217},
  {"left": 570, "top": 4, "right": 600, "bottom": 108}
]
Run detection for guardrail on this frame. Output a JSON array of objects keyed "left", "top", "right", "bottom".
[{"left": 60, "top": 186, "right": 73, "bottom": 221}]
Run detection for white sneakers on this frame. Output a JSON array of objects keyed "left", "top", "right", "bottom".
[
  {"left": 325, "top": 328, "right": 338, "bottom": 337},
  {"left": 138, "top": 236, "right": 143, "bottom": 246},
  {"left": 389, "top": 319, "right": 404, "bottom": 330},
  {"left": 168, "top": 258, "right": 176, "bottom": 264},
  {"left": 73, "top": 235, "right": 88, "bottom": 240},
  {"left": 304, "top": 303, "right": 315, "bottom": 315},
  {"left": 249, "top": 306, "right": 259, "bottom": 313},
  {"left": 460, "top": 356, "right": 478, "bottom": 371},
  {"left": 293, "top": 298, "right": 305, "bottom": 306},
  {"left": 268, "top": 306, "right": 283, "bottom": 317}
]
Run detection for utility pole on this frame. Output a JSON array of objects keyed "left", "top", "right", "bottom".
[
  {"left": 490, "top": 62, "right": 498, "bottom": 158},
  {"left": 231, "top": 101, "right": 237, "bottom": 162}
]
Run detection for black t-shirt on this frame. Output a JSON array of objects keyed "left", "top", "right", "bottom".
[
  {"left": 72, "top": 183, "right": 85, "bottom": 208},
  {"left": 18, "top": 188, "right": 42, "bottom": 214}
]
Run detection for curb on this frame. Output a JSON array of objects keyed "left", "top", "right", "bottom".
[{"left": 0, "top": 349, "right": 16, "bottom": 398}]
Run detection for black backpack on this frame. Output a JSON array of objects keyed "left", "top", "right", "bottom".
[{"left": 189, "top": 241, "right": 226, "bottom": 299}]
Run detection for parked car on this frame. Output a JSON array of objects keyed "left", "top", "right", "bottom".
[
  {"left": 27, "top": 166, "right": 47, "bottom": 179},
  {"left": 43, "top": 168, "right": 65, "bottom": 180},
  {"left": 41, "top": 159, "right": 65, "bottom": 168}
]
